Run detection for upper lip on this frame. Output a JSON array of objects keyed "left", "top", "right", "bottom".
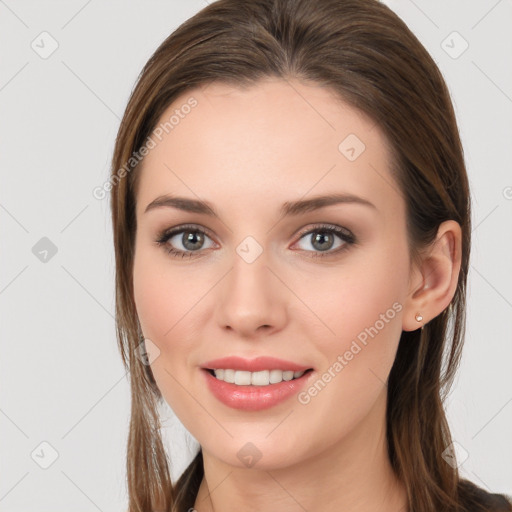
[{"left": 201, "top": 356, "right": 313, "bottom": 372}]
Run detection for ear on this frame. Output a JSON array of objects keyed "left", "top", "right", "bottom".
[{"left": 402, "top": 220, "right": 462, "bottom": 332}]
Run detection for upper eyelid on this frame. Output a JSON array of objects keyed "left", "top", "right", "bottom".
[
  {"left": 295, "top": 223, "right": 353, "bottom": 238},
  {"left": 160, "top": 224, "right": 216, "bottom": 242}
]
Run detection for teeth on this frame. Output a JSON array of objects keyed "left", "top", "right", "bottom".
[{"left": 212, "top": 368, "right": 307, "bottom": 386}]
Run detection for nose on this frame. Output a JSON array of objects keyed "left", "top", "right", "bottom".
[{"left": 215, "top": 248, "right": 288, "bottom": 338}]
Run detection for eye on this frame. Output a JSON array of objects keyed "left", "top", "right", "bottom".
[
  {"left": 155, "top": 224, "right": 216, "bottom": 258},
  {"left": 155, "top": 223, "right": 356, "bottom": 259},
  {"left": 293, "top": 224, "right": 356, "bottom": 257}
]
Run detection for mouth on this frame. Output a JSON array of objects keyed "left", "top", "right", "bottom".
[
  {"left": 201, "top": 366, "right": 315, "bottom": 411},
  {"left": 205, "top": 367, "right": 314, "bottom": 386}
]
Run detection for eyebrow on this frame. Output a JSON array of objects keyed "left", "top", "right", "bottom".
[{"left": 143, "top": 193, "right": 377, "bottom": 217}]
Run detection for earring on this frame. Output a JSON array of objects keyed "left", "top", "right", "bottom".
[{"left": 415, "top": 313, "right": 423, "bottom": 322}]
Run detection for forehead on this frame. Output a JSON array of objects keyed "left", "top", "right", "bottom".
[{"left": 135, "top": 78, "right": 402, "bottom": 221}]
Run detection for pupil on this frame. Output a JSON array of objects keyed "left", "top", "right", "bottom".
[{"left": 312, "top": 232, "right": 333, "bottom": 251}]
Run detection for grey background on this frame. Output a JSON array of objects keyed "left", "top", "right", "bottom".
[{"left": 0, "top": 1, "right": 511, "bottom": 510}]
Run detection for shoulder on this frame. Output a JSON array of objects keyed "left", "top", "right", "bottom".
[{"left": 458, "top": 478, "right": 512, "bottom": 512}]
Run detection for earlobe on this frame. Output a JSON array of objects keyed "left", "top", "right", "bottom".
[{"left": 402, "top": 220, "right": 462, "bottom": 332}]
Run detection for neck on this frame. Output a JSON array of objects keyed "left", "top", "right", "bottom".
[{"left": 193, "top": 389, "right": 409, "bottom": 512}]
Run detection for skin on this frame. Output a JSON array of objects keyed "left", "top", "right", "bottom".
[{"left": 132, "top": 77, "right": 462, "bottom": 512}]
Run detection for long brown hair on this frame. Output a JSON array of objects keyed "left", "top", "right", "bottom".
[{"left": 109, "top": 1, "right": 511, "bottom": 511}]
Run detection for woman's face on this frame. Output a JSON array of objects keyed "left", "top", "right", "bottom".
[{"left": 133, "top": 78, "right": 416, "bottom": 469}]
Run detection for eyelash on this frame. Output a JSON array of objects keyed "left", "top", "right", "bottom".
[{"left": 154, "top": 223, "right": 357, "bottom": 260}]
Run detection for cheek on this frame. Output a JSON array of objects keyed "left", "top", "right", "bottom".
[
  {"left": 133, "top": 247, "right": 204, "bottom": 341},
  {"left": 292, "top": 264, "right": 405, "bottom": 443},
  {"left": 292, "top": 253, "right": 406, "bottom": 348},
  {"left": 132, "top": 246, "right": 217, "bottom": 399},
  {"left": 132, "top": 250, "right": 202, "bottom": 415},
  {"left": 290, "top": 246, "right": 407, "bottom": 416},
  {"left": 132, "top": 253, "right": 170, "bottom": 341}
]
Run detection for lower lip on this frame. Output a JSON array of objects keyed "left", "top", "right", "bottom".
[{"left": 202, "top": 369, "right": 313, "bottom": 411}]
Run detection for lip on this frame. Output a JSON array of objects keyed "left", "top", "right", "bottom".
[
  {"left": 202, "top": 368, "right": 314, "bottom": 411},
  {"left": 201, "top": 356, "right": 313, "bottom": 372}
]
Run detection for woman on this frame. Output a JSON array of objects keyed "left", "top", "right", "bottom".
[{"left": 109, "top": 0, "right": 512, "bottom": 510}]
